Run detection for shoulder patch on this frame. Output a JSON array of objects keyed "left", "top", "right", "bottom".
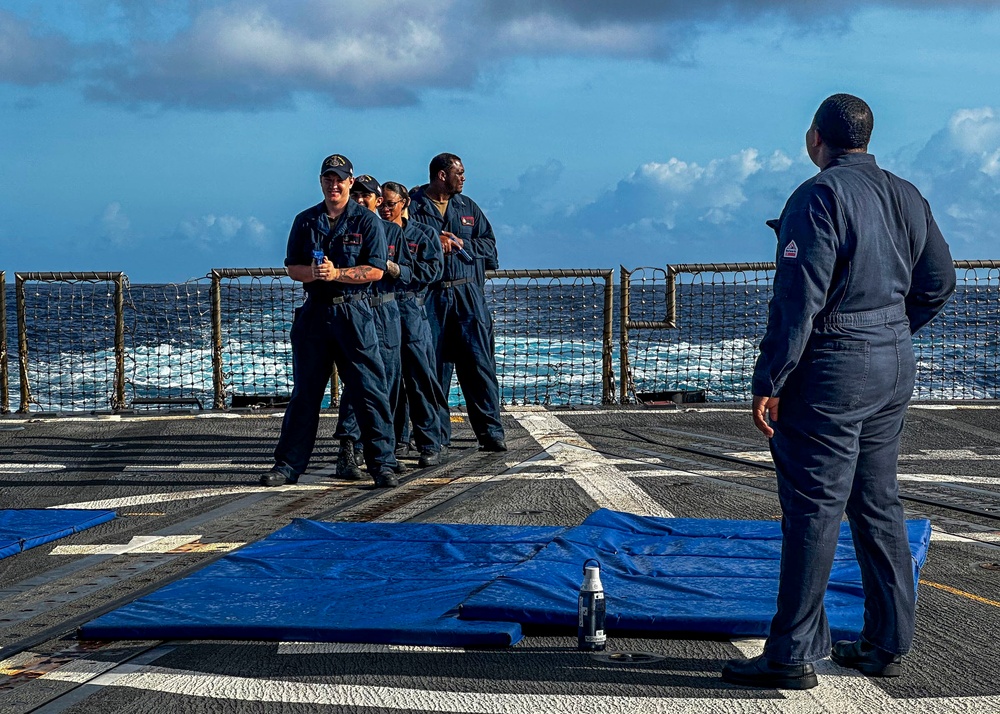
[
  {"left": 343, "top": 233, "right": 363, "bottom": 246},
  {"left": 782, "top": 240, "right": 798, "bottom": 259},
  {"left": 460, "top": 215, "right": 475, "bottom": 227}
]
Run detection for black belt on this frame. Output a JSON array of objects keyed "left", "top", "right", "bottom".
[
  {"left": 439, "top": 277, "right": 473, "bottom": 289},
  {"left": 308, "top": 293, "right": 368, "bottom": 306},
  {"left": 369, "top": 293, "right": 396, "bottom": 307},
  {"left": 398, "top": 291, "right": 425, "bottom": 306}
]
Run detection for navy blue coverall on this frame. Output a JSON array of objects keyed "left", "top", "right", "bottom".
[
  {"left": 274, "top": 200, "right": 398, "bottom": 475},
  {"left": 753, "top": 152, "right": 955, "bottom": 665},
  {"left": 335, "top": 219, "right": 408, "bottom": 447},
  {"left": 409, "top": 187, "right": 504, "bottom": 446},
  {"left": 394, "top": 218, "right": 447, "bottom": 454}
]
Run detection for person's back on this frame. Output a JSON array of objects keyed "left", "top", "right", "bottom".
[{"left": 726, "top": 94, "right": 955, "bottom": 691}]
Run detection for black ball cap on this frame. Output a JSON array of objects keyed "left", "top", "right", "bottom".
[
  {"left": 352, "top": 174, "right": 382, "bottom": 196},
  {"left": 320, "top": 154, "right": 353, "bottom": 179}
]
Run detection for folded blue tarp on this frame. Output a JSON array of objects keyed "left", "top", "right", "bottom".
[
  {"left": 81, "top": 519, "right": 565, "bottom": 646},
  {"left": 0, "top": 509, "right": 116, "bottom": 559},
  {"left": 459, "top": 509, "right": 933, "bottom": 641}
]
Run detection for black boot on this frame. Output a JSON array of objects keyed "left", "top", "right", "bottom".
[
  {"left": 721, "top": 655, "right": 818, "bottom": 690},
  {"left": 336, "top": 439, "right": 364, "bottom": 481},
  {"left": 831, "top": 639, "right": 903, "bottom": 677}
]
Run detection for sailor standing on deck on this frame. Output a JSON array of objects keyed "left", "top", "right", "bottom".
[
  {"left": 264, "top": 155, "right": 401, "bottom": 489},
  {"left": 378, "top": 181, "right": 448, "bottom": 467},
  {"left": 333, "top": 175, "right": 408, "bottom": 484},
  {"left": 409, "top": 153, "right": 507, "bottom": 452},
  {"left": 722, "top": 94, "right": 956, "bottom": 689}
]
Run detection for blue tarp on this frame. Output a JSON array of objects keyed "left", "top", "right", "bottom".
[
  {"left": 0, "top": 509, "right": 116, "bottom": 559},
  {"left": 459, "top": 509, "right": 933, "bottom": 641},
  {"left": 81, "top": 511, "right": 932, "bottom": 646},
  {"left": 81, "top": 519, "right": 566, "bottom": 646}
]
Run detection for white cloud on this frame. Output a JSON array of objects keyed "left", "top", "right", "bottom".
[
  {"left": 99, "top": 202, "right": 132, "bottom": 247},
  {"left": 7, "top": 1, "right": 998, "bottom": 109},
  {"left": 176, "top": 214, "right": 271, "bottom": 249},
  {"left": 494, "top": 109, "right": 1000, "bottom": 268}
]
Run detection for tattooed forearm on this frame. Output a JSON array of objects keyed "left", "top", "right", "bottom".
[{"left": 335, "top": 265, "right": 384, "bottom": 284}]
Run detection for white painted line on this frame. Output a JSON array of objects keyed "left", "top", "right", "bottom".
[
  {"left": 509, "top": 412, "right": 674, "bottom": 518},
  {"left": 49, "top": 484, "right": 331, "bottom": 510},
  {"left": 123, "top": 463, "right": 270, "bottom": 471},
  {"left": 278, "top": 643, "right": 466, "bottom": 655},
  {"left": 899, "top": 472, "right": 1000, "bottom": 486},
  {"left": 37, "top": 659, "right": 1000, "bottom": 712},
  {"left": 48, "top": 535, "right": 244, "bottom": 555},
  {"left": 0, "top": 463, "right": 66, "bottom": 473},
  {"left": 902, "top": 449, "right": 1000, "bottom": 461}
]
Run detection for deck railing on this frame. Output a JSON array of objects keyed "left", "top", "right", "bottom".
[
  {"left": 1, "top": 262, "right": 996, "bottom": 412},
  {"left": 620, "top": 261, "right": 1000, "bottom": 403}
]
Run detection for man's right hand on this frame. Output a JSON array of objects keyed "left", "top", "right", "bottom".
[
  {"left": 752, "top": 395, "right": 780, "bottom": 438},
  {"left": 440, "top": 230, "right": 463, "bottom": 253},
  {"left": 312, "top": 257, "right": 335, "bottom": 281}
]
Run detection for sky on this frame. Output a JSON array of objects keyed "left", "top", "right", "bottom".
[{"left": 2, "top": 1, "right": 1000, "bottom": 282}]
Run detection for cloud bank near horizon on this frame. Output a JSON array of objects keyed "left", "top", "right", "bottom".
[
  {"left": 491, "top": 107, "right": 1000, "bottom": 267},
  {"left": 2, "top": 1, "right": 998, "bottom": 110}
]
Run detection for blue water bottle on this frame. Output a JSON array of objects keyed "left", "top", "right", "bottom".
[
  {"left": 312, "top": 249, "right": 325, "bottom": 266},
  {"left": 578, "top": 559, "right": 606, "bottom": 651}
]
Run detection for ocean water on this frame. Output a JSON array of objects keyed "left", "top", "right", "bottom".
[{"left": 2, "top": 277, "right": 997, "bottom": 412}]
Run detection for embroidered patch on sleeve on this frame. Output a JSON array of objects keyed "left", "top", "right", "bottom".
[
  {"left": 388, "top": 244, "right": 396, "bottom": 258},
  {"left": 408, "top": 242, "right": 419, "bottom": 253},
  {"left": 782, "top": 240, "right": 798, "bottom": 259},
  {"left": 343, "top": 233, "right": 363, "bottom": 246},
  {"left": 460, "top": 215, "right": 475, "bottom": 227}
]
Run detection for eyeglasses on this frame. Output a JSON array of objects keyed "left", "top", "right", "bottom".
[{"left": 382, "top": 200, "right": 404, "bottom": 210}]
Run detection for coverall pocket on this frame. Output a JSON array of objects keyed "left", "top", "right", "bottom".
[{"left": 799, "top": 339, "right": 870, "bottom": 408}]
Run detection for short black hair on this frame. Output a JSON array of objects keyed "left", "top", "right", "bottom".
[
  {"left": 429, "top": 153, "right": 461, "bottom": 180},
  {"left": 813, "top": 94, "right": 873, "bottom": 151}
]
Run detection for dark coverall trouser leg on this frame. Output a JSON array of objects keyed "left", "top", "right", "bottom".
[
  {"left": 427, "top": 283, "right": 503, "bottom": 446},
  {"left": 274, "top": 300, "right": 395, "bottom": 474},
  {"left": 336, "top": 301, "right": 401, "bottom": 466},
  {"left": 763, "top": 309, "right": 917, "bottom": 665},
  {"left": 396, "top": 298, "right": 445, "bottom": 453}
]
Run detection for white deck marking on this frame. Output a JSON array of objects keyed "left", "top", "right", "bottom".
[
  {"left": 49, "top": 484, "right": 331, "bottom": 510},
  {"left": 0, "top": 463, "right": 66, "bottom": 472},
  {"left": 277, "top": 643, "right": 465, "bottom": 655},
  {"left": 510, "top": 411, "right": 674, "bottom": 517},
  {"left": 902, "top": 449, "right": 1000, "bottom": 460},
  {"left": 49, "top": 535, "right": 244, "bottom": 555},
  {"left": 122, "top": 463, "right": 270, "bottom": 471},
  {"left": 37, "top": 658, "right": 1000, "bottom": 713}
]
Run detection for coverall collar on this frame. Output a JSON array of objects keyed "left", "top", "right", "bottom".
[{"left": 823, "top": 152, "right": 876, "bottom": 170}]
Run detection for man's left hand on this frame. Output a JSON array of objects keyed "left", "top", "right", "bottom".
[{"left": 752, "top": 395, "right": 780, "bottom": 438}]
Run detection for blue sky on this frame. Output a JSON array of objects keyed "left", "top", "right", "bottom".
[{"left": 2, "top": 1, "right": 1000, "bottom": 282}]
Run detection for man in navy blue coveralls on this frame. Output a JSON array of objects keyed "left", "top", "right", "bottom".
[
  {"left": 409, "top": 154, "right": 506, "bottom": 452},
  {"left": 722, "top": 95, "right": 955, "bottom": 690},
  {"left": 333, "top": 175, "right": 409, "bottom": 483},
  {"left": 264, "top": 155, "right": 401, "bottom": 489}
]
